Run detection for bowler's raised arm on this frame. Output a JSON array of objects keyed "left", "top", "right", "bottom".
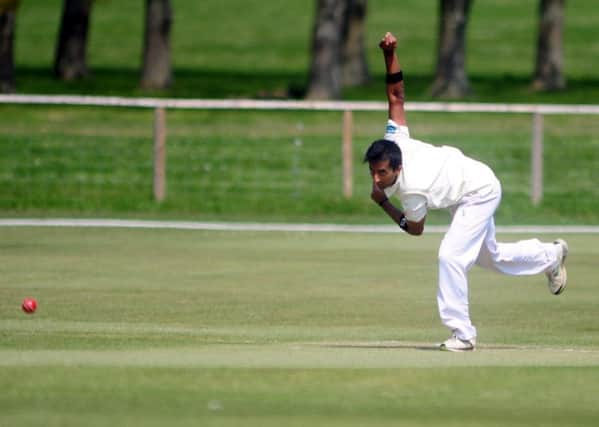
[{"left": 379, "top": 32, "right": 406, "bottom": 126}]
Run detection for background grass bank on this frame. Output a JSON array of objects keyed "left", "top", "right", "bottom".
[{"left": 1, "top": 106, "right": 598, "bottom": 223}]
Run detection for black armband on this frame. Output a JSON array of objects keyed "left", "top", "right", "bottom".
[
  {"left": 386, "top": 71, "right": 403, "bottom": 84},
  {"left": 399, "top": 214, "right": 409, "bottom": 232},
  {"left": 378, "top": 197, "right": 389, "bottom": 206}
]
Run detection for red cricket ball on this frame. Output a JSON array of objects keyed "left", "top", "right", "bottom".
[{"left": 22, "top": 297, "right": 37, "bottom": 314}]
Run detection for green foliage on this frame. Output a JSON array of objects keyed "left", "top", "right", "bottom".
[{"left": 0, "top": 0, "right": 19, "bottom": 13}]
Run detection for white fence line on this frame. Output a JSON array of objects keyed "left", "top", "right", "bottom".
[
  {"left": 2, "top": 94, "right": 599, "bottom": 203},
  {"left": 2, "top": 94, "right": 599, "bottom": 114}
]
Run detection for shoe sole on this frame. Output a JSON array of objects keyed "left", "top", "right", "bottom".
[
  {"left": 552, "top": 239, "right": 568, "bottom": 295},
  {"left": 439, "top": 344, "right": 475, "bottom": 352}
]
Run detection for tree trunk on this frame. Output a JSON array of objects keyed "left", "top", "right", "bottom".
[
  {"left": 430, "top": 0, "right": 473, "bottom": 99},
  {"left": 306, "top": 0, "right": 348, "bottom": 100},
  {"left": 532, "top": 0, "right": 565, "bottom": 91},
  {"left": 0, "top": 8, "right": 16, "bottom": 93},
  {"left": 341, "top": 0, "right": 370, "bottom": 87},
  {"left": 54, "top": 0, "right": 92, "bottom": 80},
  {"left": 140, "top": 0, "right": 172, "bottom": 90}
]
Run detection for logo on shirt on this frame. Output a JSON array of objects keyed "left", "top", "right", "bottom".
[{"left": 386, "top": 124, "right": 397, "bottom": 134}]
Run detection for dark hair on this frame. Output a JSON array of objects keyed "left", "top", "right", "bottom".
[{"left": 363, "top": 139, "right": 402, "bottom": 169}]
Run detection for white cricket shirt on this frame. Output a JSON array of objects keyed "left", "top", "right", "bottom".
[{"left": 382, "top": 120, "right": 499, "bottom": 222}]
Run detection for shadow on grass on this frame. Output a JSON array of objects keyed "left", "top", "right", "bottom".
[
  {"left": 13, "top": 66, "right": 308, "bottom": 99},
  {"left": 12, "top": 66, "right": 599, "bottom": 104},
  {"left": 319, "top": 342, "right": 526, "bottom": 351},
  {"left": 320, "top": 342, "right": 440, "bottom": 351}
]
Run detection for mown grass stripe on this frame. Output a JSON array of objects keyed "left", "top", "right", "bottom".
[{"left": 2, "top": 344, "right": 599, "bottom": 368}]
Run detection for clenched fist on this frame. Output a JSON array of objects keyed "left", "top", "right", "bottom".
[{"left": 379, "top": 32, "right": 397, "bottom": 53}]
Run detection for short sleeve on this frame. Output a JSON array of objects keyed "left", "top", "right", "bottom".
[
  {"left": 384, "top": 119, "right": 410, "bottom": 142},
  {"left": 401, "top": 194, "right": 427, "bottom": 222}
]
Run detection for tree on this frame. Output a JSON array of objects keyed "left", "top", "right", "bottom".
[
  {"left": 430, "top": 0, "right": 473, "bottom": 98},
  {"left": 532, "top": 0, "right": 565, "bottom": 91},
  {"left": 140, "top": 0, "right": 172, "bottom": 90},
  {"left": 306, "top": 0, "right": 348, "bottom": 100},
  {"left": 0, "top": 0, "right": 18, "bottom": 93},
  {"left": 54, "top": 0, "right": 93, "bottom": 80},
  {"left": 341, "top": 0, "right": 370, "bottom": 87}
]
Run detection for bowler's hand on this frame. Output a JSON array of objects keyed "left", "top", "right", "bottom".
[
  {"left": 379, "top": 32, "right": 397, "bottom": 53},
  {"left": 371, "top": 180, "right": 388, "bottom": 205}
]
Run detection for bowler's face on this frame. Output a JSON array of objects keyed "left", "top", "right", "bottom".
[{"left": 369, "top": 159, "right": 400, "bottom": 189}]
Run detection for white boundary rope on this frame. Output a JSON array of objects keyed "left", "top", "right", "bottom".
[{"left": 1, "top": 219, "right": 598, "bottom": 234}]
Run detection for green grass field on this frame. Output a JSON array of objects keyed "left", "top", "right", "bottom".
[
  {"left": 1, "top": 226, "right": 599, "bottom": 426},
  {"left": 2, "top": 2, "right": 599, "bottom": 425}
]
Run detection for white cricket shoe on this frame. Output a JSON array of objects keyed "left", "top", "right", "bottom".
[
  {"left": 439, "top": 334, "right": 476, "bottom": 352},
  {"left": 546, "top": 239, "right": 568, "bottom": 295}
]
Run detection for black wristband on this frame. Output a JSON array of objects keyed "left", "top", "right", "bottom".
[
  {"left": 378, "top": 197, "right": 389, "bottom": 206},
  {"left": 386, "top": 71, "right": 403, "bottom": 84},
  {"left": 399, "top": 214, "right": 409, "bottom": 232}
]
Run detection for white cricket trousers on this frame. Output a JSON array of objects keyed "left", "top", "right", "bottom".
[{"left": 437, "top": 181, "right": 560, "bottom": 341}]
